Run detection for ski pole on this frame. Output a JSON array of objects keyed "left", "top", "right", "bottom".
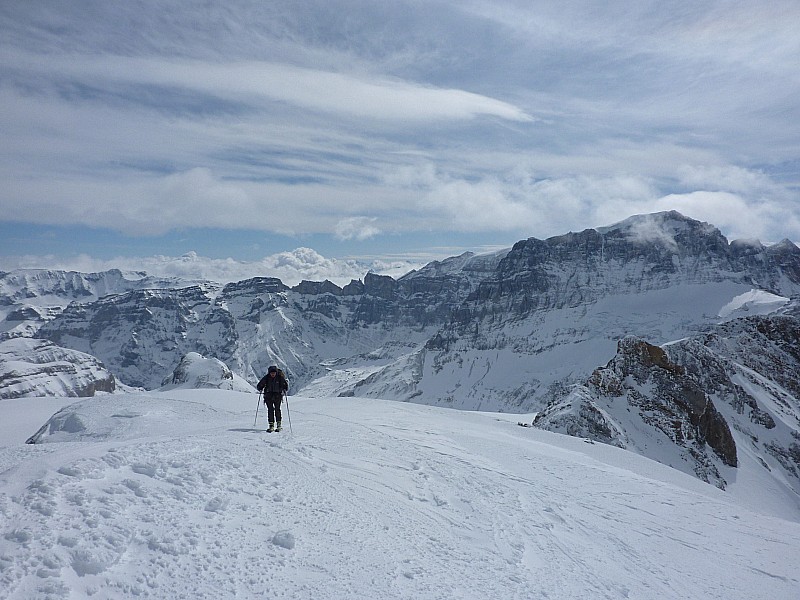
[
  {"left": 283, "top": 391, "right": 293, "bottom": 434},
  {"left": 253, "top": 390, "right": 262, "bottom": 427}
]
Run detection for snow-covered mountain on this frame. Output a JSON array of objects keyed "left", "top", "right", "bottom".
[
  {"left": 8, "top": 250, "right": 506, "bottom": 392},
  {"left": 531, "top": 314, "right": 800, "bottom": 514},
  {"left": 400, "top": 210, "right": 800, "bottom": 410},
  {"left": 6, "top": 211, "right": 798, "bottom": 407},
  {"left": 2, "top": 211, "right": 800, "bottom": 500},
  {"left": 0, "top": 269, "right": 209, "bottom": 342},
  {"left": 2, "top": 391, "right": 799, "bottom": 599},
  {"left": 160, "top": 351, "right": 254, "bottom": 393},
  {"left": 0, "top": 338, "right": 115, "bottom": 399}
]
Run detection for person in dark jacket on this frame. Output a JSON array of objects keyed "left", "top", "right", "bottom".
[{"left": 257, "top": 365, "right": 289, "bottom": 432}]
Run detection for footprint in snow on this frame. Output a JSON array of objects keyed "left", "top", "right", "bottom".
[
  {"left": 271, "top": 531, "right": 295, "bottom": 550},
  {"left": 204, "top": 496, "right": 230, "bottom": 512}
]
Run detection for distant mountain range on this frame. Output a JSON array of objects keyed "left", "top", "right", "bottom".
[{"left": 2, "top": 210, "right": 799, "bottom": 508}]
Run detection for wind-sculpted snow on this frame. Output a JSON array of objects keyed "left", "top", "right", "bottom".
[
  {"left": 25, "top": 395, "right": 225, "bottom": 443},
  {"left": 1, "top": 391, "right": 799, "bottom": 599}
]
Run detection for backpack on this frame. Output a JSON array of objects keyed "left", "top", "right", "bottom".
[{"left": 275, "top": 368, "right": 288, "bottom": 391}]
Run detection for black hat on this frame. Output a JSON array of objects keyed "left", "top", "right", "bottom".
[{"left": 268, "top": 365, "right": 277, "bottom": 373}]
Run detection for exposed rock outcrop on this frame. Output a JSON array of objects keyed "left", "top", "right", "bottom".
[{"left": 533, "top": 313, "right": 800, "bottom": 498}]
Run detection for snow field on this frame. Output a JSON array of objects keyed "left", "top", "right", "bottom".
[{"left": 0, "top": 391, "right": 798, "bottom": 599}]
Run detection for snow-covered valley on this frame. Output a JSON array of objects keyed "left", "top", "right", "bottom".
[{"left": 2, "top": 391, "right": 798, "bottom": 600}]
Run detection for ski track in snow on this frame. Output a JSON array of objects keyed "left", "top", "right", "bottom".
[{"left": 1, "top": 393, "right": 799, "bottom": 599}]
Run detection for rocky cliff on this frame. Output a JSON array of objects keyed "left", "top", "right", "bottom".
[
  {"left": 531, "top": 314, "right": 800, "bottom": 507},
  {"left": 406, "top": 211, "right": 800, "bottom": 410}
]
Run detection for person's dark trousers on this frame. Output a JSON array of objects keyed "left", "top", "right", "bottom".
[{"left": 265, "top": 393, "right": 282, "bottom": 424}]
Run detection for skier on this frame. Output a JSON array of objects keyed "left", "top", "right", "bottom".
[{"left": 257, "top": 365, "right": 289, "bottom": 432}]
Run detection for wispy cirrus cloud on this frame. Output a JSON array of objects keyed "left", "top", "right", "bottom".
[{"left": 6, "top": 51, "right": 533, "bottom": 123}]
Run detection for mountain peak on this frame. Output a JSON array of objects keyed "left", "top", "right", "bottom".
[
  {"left": 768, "top": 238, "right": 800, "bottom": 254},
  {"left": 596, "top": 210, "right": 720, "bottom": 241}
]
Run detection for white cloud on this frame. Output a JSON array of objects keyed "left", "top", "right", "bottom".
[
  {"left": 622, "top": 216, "right": 680, "bottom": 252},
  {"left": 2, "top": 168, "right": 255, "bottom": 237},
  {"left": 424, "top": 178, "right": 537, "bottom": 232},
  {"left": 652, "top": 191, "right": 800, "bottom": 243},
  {"left": 335, "top": 217, "right": 381, "bottom": 241},
  {"left": 373, "top": 159, "right": 800, "bottom": 245},
  {"left": 389, "top": 165, "right": 662, "bottom": 237},
  {"left": 1, "top": 0, "right": 799, "bottom": 257},
  {"left": 0, "top": 248, "right": 426, "bottom": 288},
  {"left": 675, "top": 165, "right": 785, "bottom": 197},
  {"left": 8, "top": 51, "right": 532, "bottom": 123}
]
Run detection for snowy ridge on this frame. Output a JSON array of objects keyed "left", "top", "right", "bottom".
[
  {"left": 400, "top": 249, "right": 508, "bottom": 286},
  {"left": 0, "top": 338, "right": 115, "bottom": 399},
  {"left": 1, "top": 391, "right": 798, "bottom": 599}
]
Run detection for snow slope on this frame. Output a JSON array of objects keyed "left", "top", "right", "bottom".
[
  {"left": 717, "top": 289, "right": 790, "bottom": 320},
  {"left": 1, "top": 391, "right": 798, "bottom": 600}
]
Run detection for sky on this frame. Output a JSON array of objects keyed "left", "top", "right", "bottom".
[{"left": 1, "top": 0, "right": 800, "bottom": 282}]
